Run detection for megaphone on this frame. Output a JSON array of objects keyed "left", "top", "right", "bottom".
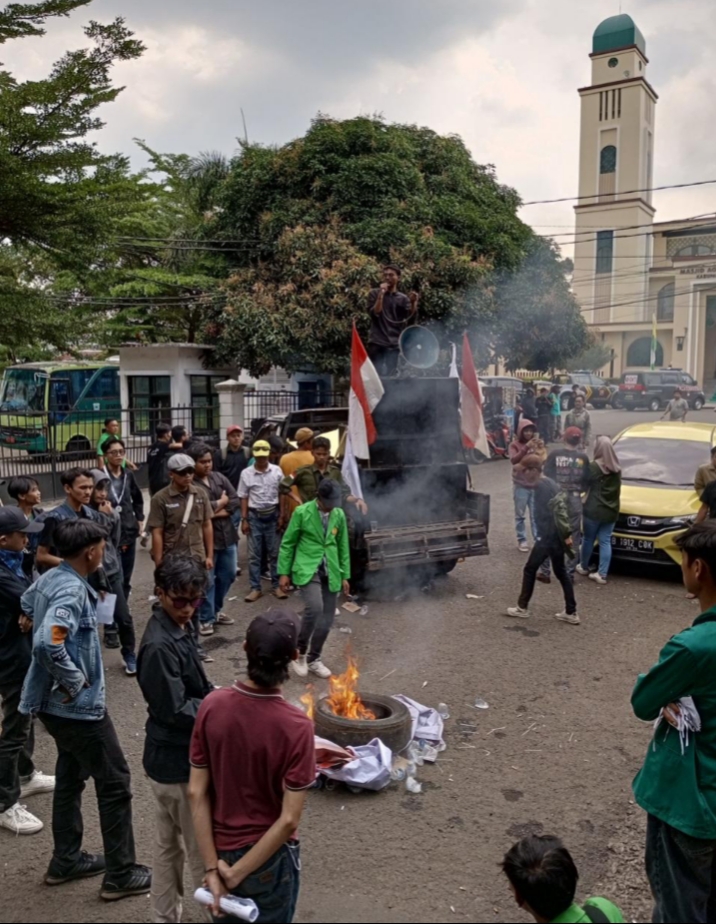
[{"left": 399, "top": 326, "right": 440, "bottom": 370}]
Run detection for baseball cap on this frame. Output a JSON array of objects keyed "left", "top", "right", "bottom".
[
  {"left": 564, "top": 427, "right": 583, "bottom": 444},
  {"left": 167, "top": 453, "right": 196, "bottom": 473},
  {"left": 227, "top": 425, "right": 244, "bottom": 436},
  {"left": 246, "top": 609, "right": 300, "bottom": 664},
  {"left": 0, "top": 507, "right": 44, "bottom": 536},
  {"left": 295, "top": 428, "right": 315, "bottom": 444},
  {"left": 252, "top": 440, "right": 271, "bottom": 458}
]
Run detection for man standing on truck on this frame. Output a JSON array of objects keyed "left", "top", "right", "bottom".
[{"left": 367, "top": 265, "right": 419, "bottom": 377}]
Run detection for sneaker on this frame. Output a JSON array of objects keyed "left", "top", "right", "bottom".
[
  {"left": 236, "top": 566, "right": 242, "bottom": 577},
  {"left": 272, "top": 588, "right": 289, "bottom": 600},
  {"left": 215, "top": 613, "right": 235, "bottom": 626},
  {"left": 308, "top": 660, "right": 333, "bottom": 679},
  {"left": 589, "top": 573, "right": 608, "bottom": 586},
  {"left": 518, "top": 542, "right": 529, "bottom": 553},
  {"left": 536, "top": 573, "right": 551, "bottom": 584},
  {"left": 575, "top": 564, "right": 590, "bottom": 577},
  {"left": 100, "top": 863, "right": 152, "bottom": 902},
  {"left": 506, "top": 606, "right": 530, "bottom": 619},
  {"left": 123, "top": 655, "right": 137, "bottom": 677},
  {"left": 291, "top": 654, "right": 309, "bottom": 679},
  {"left": 104, "top": 631, "right": 120, "bottom": 650},
  {"left": 46, "top": 851, "right": 106, "bottom": 885},
  {"left": 0, "top": 803, "right": 43, "bottom": 835},
  {"left": 140, "top": 534, "right": 149, "bottom": 548},
  {"left": 20, "top": 769, "right": 55, "bottom": 798},
  {"left": 199, "top": 623, "right": 215, "bottom": 636},
  {"left": 245, "top": 590, "right": 263, "bottom": 603},
  {"left": 556, "top": 612, "right": 581, "bottom": 626}
]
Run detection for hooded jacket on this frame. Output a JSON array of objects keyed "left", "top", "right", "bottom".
[{"left": 510, "top": 419, "right": 548, "bottom": 488}]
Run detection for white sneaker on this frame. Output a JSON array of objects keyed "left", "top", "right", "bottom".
[
  {"left": 589, "top": 573, "right": 608, "bottom": 585},
  {"left": 518, "top": 542, "right": 529, "bottom": 553},
  {"left": 575, "top": 565, "right": 590, "bottom": 577},
  {"left": 308, "top": 660, "right": 333, "bottom": 679},
  {"left": 0, "top": 803, "right": 44, "bottom": 835},
  {"left": 506, "top": 606, "right": 530, "bottom": 619},
  {"left": 291, "top": 655, "right": 309, "bottom": 679},
  {"left": 20, "top": 770, "right": 56, "bottom": 798},
  {"left": 556, "top": 612, "right": 581, "bottom": 626}
]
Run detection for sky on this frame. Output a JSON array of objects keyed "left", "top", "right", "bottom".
[{"left": 4, "top": 0, "right": 716, "bottom": 255}]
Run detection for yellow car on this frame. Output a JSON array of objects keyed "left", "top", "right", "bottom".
[{"left": 611, "top": 422, "right": 716, "bottom": 566}]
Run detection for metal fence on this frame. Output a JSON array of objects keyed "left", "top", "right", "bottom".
[{"left": 0, "top": 390, "right": 346, "bottom": 501}]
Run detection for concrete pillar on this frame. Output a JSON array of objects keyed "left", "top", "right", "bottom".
[{"left": 215, "top": 380, "right": 247, "bottom": 450}]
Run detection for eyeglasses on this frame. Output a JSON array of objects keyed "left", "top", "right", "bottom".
[
  {"left": 174, "top": 469, "right": 195, "bottom": 476},
  {"left": 167, "top": 594, "right": 205, "bottom": 610}
]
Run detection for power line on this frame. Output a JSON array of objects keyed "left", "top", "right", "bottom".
[
  {"left": 543, "top": 214, "right": 716, "bottom": 243},
  {"left": 522, "top": 178, "right": 716, "bottom": 207}
]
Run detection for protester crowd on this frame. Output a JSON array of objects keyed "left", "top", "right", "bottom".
[{"left": 1, "top": 280, "right": 716, "bottom": 922}]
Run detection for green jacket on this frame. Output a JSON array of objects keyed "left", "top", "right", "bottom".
[
  {"left": 632, "top": 607, "right": 716, "bottom": 838},
  {"left": 277, "top": 501, "right": 351, "bottom": 592},
  {"left": 584, "top": 463, "right": 621, "bottom": 524},
  {"left": 552, "top": 899, "right": 625, "bottom": 923},
  {"left": 281, "top": 463, "right": 350, "bottom": 504}
]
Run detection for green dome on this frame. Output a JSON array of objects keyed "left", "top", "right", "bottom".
[{"left": 593, "top": 14, "right": 646, "bottom": 56}]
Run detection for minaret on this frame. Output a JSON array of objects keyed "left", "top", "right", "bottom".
[{"left": 572, "top": 14, "right": 657, "bottom": 326}]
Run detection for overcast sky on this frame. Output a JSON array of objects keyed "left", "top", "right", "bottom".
[{"left": 5, "top": 0, "right": 716, "bottom": 253}]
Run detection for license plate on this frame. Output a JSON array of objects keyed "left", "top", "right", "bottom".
[{"left": 612, "top": 536, "right": 655, "bottom": 554}]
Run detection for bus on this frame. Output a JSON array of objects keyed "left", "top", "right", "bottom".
[{"left": 0, "top": 361, "right": 120, "bottom": 456}]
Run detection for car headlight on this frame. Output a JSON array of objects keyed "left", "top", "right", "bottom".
[{"left": 664, "top": 516, "right": 697, "bottom": 527}]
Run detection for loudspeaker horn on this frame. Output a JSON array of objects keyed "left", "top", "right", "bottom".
[{"left": 399, "top": 326, "right": 440, "bottom": 369}]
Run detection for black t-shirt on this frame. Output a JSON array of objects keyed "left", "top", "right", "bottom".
[
  {"left": 703, "top": 481, "right": 716, "bottom": 519},
  {"left": 147, "top": 440, "right": 171, "bottom": 495},
  {"left": 367, "top": 288, "right": 412, "bottom": 348},
  {"left": 544, "top": 449, "right": 591, "bottom": 493},
  {"left": 214, "top": 446, "right": 249, "bottom": 490}
]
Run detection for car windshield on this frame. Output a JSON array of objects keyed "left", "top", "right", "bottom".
[
  {"left": 0, "top": 369, "right": 46, "bottom": 413},
  {"left": 616, "top": 437, "right": 709, "bottom": 487}
]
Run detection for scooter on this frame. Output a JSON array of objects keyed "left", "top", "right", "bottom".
[{"left": 472, "top": 414, "right": 511, "bottom": 463}]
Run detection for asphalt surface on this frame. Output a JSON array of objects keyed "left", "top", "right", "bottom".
[{"left": 1, "top": 405, "right": 711, "bottom": 924}]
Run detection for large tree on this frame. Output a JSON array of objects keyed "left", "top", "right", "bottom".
[
  {"left": 205, "top": 115, "right": 535, "bottom": 377},
  {"left": 0, "top": 0, "right": 146, "bottom": 357}
]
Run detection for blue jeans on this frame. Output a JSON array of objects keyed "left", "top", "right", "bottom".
[
  {"left": 249, "top": 511, "right": 279, "bottom": 592},
  {"left": 646, "top": 815, "right": 716, "bottom": 923},
  {"left": 513, "top": 485, "right": 538, "bottom": 545},
  {"left": 581, "top": 517, "right": 616, "bottom": 577},
  {"left": 213, "top": 843, "right": 301, "bottom": 923},
  {"left": 199, "top": 545, "right": 238, "bottom": 625}
]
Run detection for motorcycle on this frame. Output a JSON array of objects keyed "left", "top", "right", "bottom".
[{"left": 471, "top": 413, "right": 511, "bottom": 463}]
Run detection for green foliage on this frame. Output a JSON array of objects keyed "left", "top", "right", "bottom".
[
  {"left": 491, "top": 238, "right": 591, "bottom": 373},
  {"left": 207, "top": 115, "right": 533, "bottom": 376},
  {"left": 564, "top": 341, "right": 614, "bottom": 373},
  {"left": 0, "top": 1, "right": 90, "bottom": 43}
]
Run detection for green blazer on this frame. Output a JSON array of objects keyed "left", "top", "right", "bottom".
[
  {"left": 278, "top": 501, "right": 351, "bottom": 592},
  {"left": 632, "top": 607, "right": 716, "bottom": 839}
]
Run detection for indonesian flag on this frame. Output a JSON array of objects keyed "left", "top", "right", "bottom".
[
  {"left": 348, "top": 324, "right": 384, "bottom": 459},
  {"left": 460, "top": 333, "right": 490, "bottom": 458}
]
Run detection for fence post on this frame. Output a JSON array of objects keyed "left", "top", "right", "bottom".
[{"left": 215, "top": 380, "right": 247, "bottom": 450}]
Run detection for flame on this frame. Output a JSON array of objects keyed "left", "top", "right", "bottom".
[
  {"left": 300, "top": 685, "right": 316, "bottom": 721},
  {"left": 327, "top": 651, "right": 376, "bottom": 721}
]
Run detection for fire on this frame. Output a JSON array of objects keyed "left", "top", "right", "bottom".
[
  {"left": 300, "top": 685, "right": 316, "bottom": 721},
  {"left": 327, "top": 651, "right": 376, "bottom": 721}
]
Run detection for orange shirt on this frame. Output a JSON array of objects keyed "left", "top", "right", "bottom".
[{"left": 280, "top": 450, "right": 315, "bottom": 478}]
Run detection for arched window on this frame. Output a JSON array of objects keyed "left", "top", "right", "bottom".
[
  {"left": 675, "top": 243, "right": 714, "bottom": 257},
  {"left": 600, "top": 145, "right": 617, "bottom": 174},
  {"left": 627, "top": 337, "right": 664, "bottom": 367},
  {"left": 657, "top": 282, "right": 675, "bottom": 322}
]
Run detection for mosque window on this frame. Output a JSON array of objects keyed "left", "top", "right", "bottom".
[
  {"left": 675, "top": 243, "right": 714, "bottom": 257},
  {"left": 600, "top": 145, "right": 618, "bottom": 175},
  {"left": 596, "top": 230, "right": 614, "bottom": 275},
  {"left": 657, "top": 283, "right": 675, "bottom": 322}
]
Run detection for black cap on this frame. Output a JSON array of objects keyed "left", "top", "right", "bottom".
[
  {"left": 246, "top": 609, "right": 300, "bottom": 664},
  {"left": 0, "top": 507, "right": 44, "bottom": 536}
]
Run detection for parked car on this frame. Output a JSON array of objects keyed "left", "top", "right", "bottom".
[
  {"left": 552, "top": 371, "right": 615, "bottom": 410},
  {"left": 617, "top": 369, "right": 706, "bottom": 412},
  {"left": 609, "top": 421, "right": 715, "bottom": 567}
]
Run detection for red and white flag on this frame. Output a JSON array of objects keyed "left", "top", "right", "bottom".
[
  {"left": 459, "top": 333, "right": 490, "bottom": 458},
  {"left": 343, "top": 325, "right": 384, "bottom": 500}
]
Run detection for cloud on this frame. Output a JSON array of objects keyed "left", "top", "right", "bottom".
[{"left": 3, "top": 0, "right": 716, "bottom": 253}]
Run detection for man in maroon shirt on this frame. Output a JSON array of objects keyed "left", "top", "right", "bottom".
[{"left": 188, "top": 609, "right": 315, "bottom": 922}]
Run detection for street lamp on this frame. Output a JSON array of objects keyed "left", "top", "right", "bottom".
[{"left": 676, "top": 328, "right": 688, "bottom": 352}]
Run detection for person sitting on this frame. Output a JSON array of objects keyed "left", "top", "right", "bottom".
[{"left": 502, "top": 834, "right": 625, "bottom": 922}]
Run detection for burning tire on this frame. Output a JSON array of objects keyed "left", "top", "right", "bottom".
[{"left": 314, "top": 693, "right": 413, "bottom": 754}]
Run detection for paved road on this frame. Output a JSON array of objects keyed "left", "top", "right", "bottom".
[{"left": 2, "top": 405, "right": 704, "bottom": 923}]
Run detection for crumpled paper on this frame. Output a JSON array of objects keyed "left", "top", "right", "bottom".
[
  {"left": 392, "top": 695, "right": 446, "bottom": 750},
  {"left": 320, "top": 738, "right": 393, "bottom": 792}
]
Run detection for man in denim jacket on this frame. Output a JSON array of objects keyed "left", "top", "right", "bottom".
[{"left": 20, "top": 520, "right": 151, "bottom": 903}]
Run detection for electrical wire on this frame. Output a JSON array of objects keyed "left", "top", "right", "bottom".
[{"left": 522, "top": 178, "right": 716, "bottom": 206}]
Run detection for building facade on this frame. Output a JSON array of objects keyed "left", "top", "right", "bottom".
[{"left": 572, "top": 14, "right": 716, "bottom": 393}]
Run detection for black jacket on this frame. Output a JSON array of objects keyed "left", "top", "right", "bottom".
[
  {"left": 195, "top": 470, "right": 241, "bottom": 551},
  {"left": 137, "top": 605, "right": 214, "bottom": 784},
  {"left": 107, "top": 468, "right": 144, "bottom": 544},
  {"left": 0, "top": 558, "right": 33, "bottom": 685},
  {"left": 214, "top": 446, "right": 249, "bottom": 491},
  {"left": 534, "top": 477, "right": 560, "bottom": 543}
]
